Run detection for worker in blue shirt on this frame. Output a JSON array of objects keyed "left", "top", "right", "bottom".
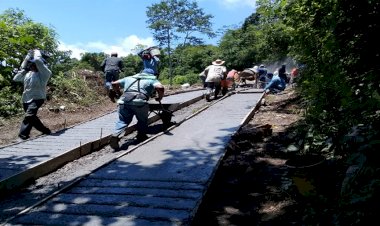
[
  {"left": 264, "top": 71, "right": 286, "bottom": 94},
  {"left": 138, "top": 46, "right": 160, "bottom": 78}
]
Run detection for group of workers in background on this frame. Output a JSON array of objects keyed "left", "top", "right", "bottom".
[
  {"left": 200, "top": 60, "right": 299, "bottom": 100},
  {"left": 13, "top": 45, "right": 298, "bottom": 148},
  {"left": 99, "top": 54, "right": 300, "bottom": 149}
]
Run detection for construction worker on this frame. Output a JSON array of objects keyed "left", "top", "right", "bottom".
[{"left": 100, "top": 52, "right": 124, "bottom": 102}]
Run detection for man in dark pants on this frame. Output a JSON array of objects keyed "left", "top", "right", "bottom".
[
  {"left": 100, "top": 52, "right": 124, "bottom": 102},
  {"left": 200, "top": 59, "right": 227, "bottom": 101},
  {"left": 13, "top": 49, "right": 52, "bottom": 140}
]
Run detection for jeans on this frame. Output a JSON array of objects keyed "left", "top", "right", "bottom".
[
  {"left": 19, "top": 99, "right": 50, "bottom": 137},
  {"left": 113, "top": 103, "right": 149, "bottom": 137},
  {"left": 104, "top": 70, "right": 120, "bottom": 90}
]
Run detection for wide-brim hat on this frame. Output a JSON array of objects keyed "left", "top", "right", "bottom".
[{"left": 212, "top": 59, "right": 225, "bottom": 66}]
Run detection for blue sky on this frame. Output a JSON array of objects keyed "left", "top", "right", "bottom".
[{"left": 0, "top": 0, "right": 256, "bottom": 59}]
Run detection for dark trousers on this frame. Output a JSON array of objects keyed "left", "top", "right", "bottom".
[
  {"left": 206, "top": 82, "right": 221, "bottom": 98},
  {"left": 19, "top": 99, "right": 50, "bottom": 137},
  {"left": 105, "top": 70, "right": 120, "bottom": 90}
]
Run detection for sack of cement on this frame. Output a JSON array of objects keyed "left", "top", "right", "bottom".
[{"left": 181, "top": 83, "right": 190, "bottom": 89}]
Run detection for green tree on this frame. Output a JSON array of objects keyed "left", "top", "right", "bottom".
[
  {"left": 219, "top": 27, "right": 259, "bottom": 70},
  {"left": 0, "top": 8, "right": 58, "bottom": 85},
  {"left": 218, "top": 0, "right": 292, "bottom": 70},
  {"left": 49, "top": 50, "right": 78, "bottom": 77},
  {"left": 0, "top": 8, "right": 59, "bottom": 118},
  {"left": 254, "top": 0, "right": 292, "bottom": 62},
  {"left": 173, "top": 45, "right": 219, "bottom": 73},
  {"left": 121, "top": 54, "right": 142, "bottom": 77},
  {"left": 80, "top": 52, "right": 105, "bottom": 71},
  {"left": 146, "top": 0, "right": 215, "bottom": 85},
  {"left": 284, "top": 1, "right": 380, "bottom": 222},
  {"left": 283, "top": 0, "right": 380, "bottom": 156}
]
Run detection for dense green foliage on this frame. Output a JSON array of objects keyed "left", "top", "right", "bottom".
[
  {"left": 158, "top": 45, "right": 220, "bottom": 83},
  {"left": 282, "top": 1, "right": 379, "bottom": 222},
  {"left": 146, "top": 0, "right": 215, "bottom": 84},
  {"left": 49, "top": 72, "right": 99, "bottom": 106},
  {"left": 284, "top": 0, "right": 380, "bottom": 154},
  {"left": 0, "top": 9, "right": 59, "bottom": 117}
]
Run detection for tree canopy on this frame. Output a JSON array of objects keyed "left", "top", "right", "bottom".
[
  {"left": 0, "top": 9, "right": 58, "bottom": 87},
  {"left": 146, "top": 0, "right": 215, "bottom": 84}
]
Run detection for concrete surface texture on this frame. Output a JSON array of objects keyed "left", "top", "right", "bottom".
[{"left": 5, "top": 91, "right": 263, "bottom": 225}]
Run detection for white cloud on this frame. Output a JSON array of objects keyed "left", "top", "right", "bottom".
[
  {"left": 58, "top": 42, "right": 87, "bottom": 60},
  {"left": 58, "top": 35, "right": 156, "bottom": 59},
  {"left": 86, "top": 41, "right": 108, "bottom": 51}
]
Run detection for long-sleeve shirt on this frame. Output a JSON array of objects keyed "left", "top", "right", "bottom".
[
  {"left": 138, "top": 50, "right": 160, "bottom": 75},
  {"left": 100, "top": 56, "right": 123, "bottom": 72},
  {"left": 264, "top": 75, "right": 286, "bottom": 91},
  {"left": 13, "top": 50, "right": 52, "bottom": 103}
]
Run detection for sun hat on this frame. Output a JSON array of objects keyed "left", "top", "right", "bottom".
[{"left": 212, "top": 59, "right": 225, "bottom": 66}]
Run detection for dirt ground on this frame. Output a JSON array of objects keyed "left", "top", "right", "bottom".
[
  {"left": 0, "top": 97, "right": 117, "bottom": 146},
  {"left": 191, "top": 87, "right": 343, "bottom": 225},
  {"left": 0, "top": 86, "right": 342, "bottom": 225}
]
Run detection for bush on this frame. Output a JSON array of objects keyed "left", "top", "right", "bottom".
[
  {"left": 0, "top": 86, "right": 22, "bottom": 118},
  {"left": 50, "top": 71, "right": 100, "bottom": 106},
  {"left": 172, "top": 73, "right": 200, "bottom": 85}
]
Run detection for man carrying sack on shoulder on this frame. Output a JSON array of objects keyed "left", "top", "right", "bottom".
[{"left": 13, "top": 49, "right": 52, "bottom": 140}]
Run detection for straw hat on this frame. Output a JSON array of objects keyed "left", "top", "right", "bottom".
[{"left": 212, "top": 59, "right": 225, "bottom": 66}]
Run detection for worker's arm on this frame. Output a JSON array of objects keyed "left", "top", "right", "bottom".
[{"left": 154, "top": 84, "right": 165, "bottom": 101}]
